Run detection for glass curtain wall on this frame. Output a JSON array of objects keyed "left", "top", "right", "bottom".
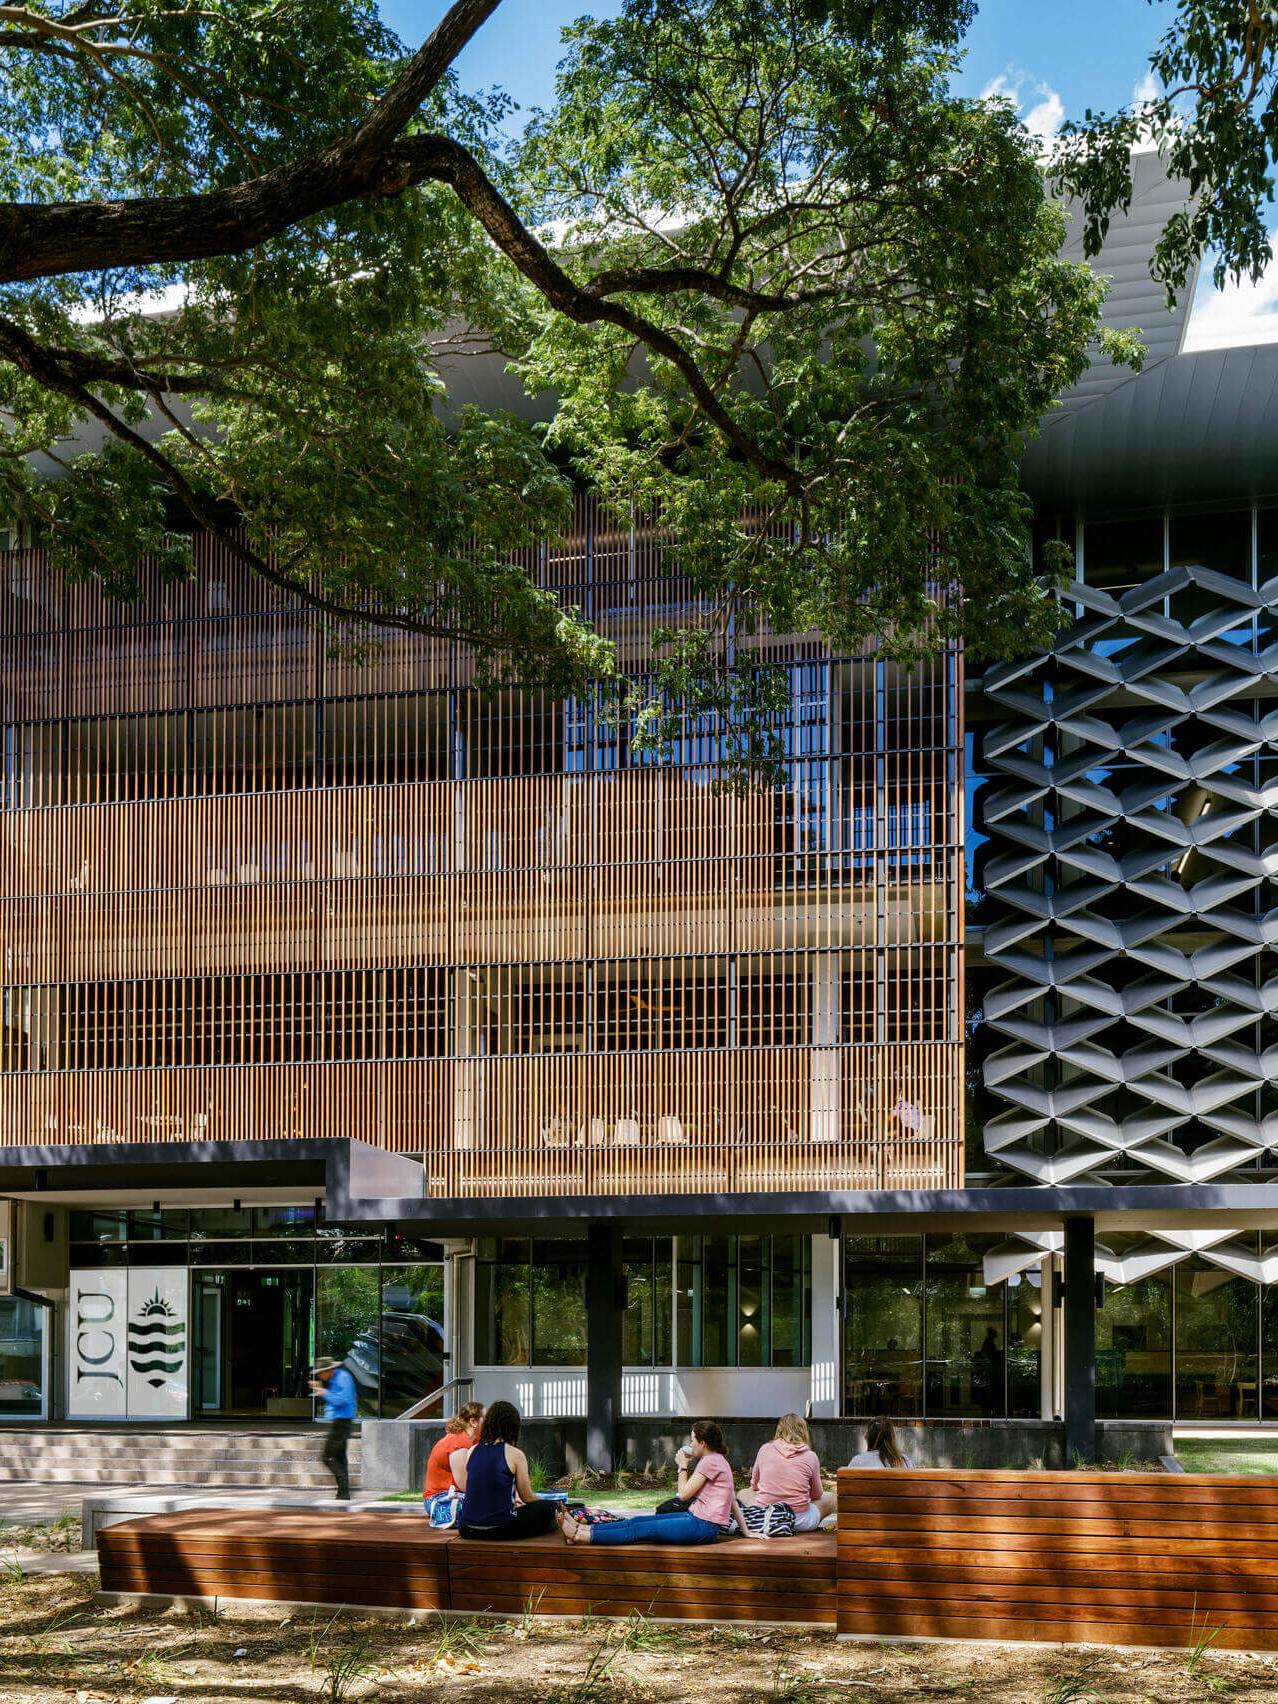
[
  {"left": 475, "top": 1234, "right": 810, "bottom": 1368},
  {"left": 843, "top": 1233, "right": 1042, "bottom": 1418}
]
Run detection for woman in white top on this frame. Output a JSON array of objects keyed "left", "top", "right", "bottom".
[{"left": 846, "top": 1415, "right": 914, "bottom": 1470}]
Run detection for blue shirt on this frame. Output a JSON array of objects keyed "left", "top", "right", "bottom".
[{"left": 322, "top": 1366, "right": 358, "bottom": 1421}]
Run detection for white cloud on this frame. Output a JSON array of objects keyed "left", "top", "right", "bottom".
[
  {"left": 1024, "top": 90, "right": 1065, "bottom": 139},
  {"left": 1182, "top": 243, "right": 1278, "bottom": 351},
  {"left": 1131, "top": 70, "right": 1161, "bottom": 109},
  {"left": 980, "top": 63, "right": 1066, "bottom": 142}
]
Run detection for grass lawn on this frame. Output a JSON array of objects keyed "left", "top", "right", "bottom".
[
  {"left": 7, "top": 1570, "right": 1278, "bottom": 1704},
  {"left": 1177, "top": 1439, "right": 1278, "bottom": 1474}
]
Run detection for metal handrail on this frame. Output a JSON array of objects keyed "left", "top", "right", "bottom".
[{"left": 395, "top": 1376, "right": 476, "bottom": 1422}]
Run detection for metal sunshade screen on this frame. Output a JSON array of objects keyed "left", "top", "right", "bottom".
[
  {"left": 0, "top": 502, "right": 964, "bottom": 1196},
  {"left": 979, "top": 565, "right": 1278, "bottom": 1185}
]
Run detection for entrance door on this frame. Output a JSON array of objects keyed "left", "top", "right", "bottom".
[
  {"left": 195, "top": 1281, "right": 222, "bottom": 1411},
  {"left": 192, "top": 1269, "right": 314, "bottom": 1416},
  {"left": 0, "top": 1295, "right": 49, "bottom": 1420}
]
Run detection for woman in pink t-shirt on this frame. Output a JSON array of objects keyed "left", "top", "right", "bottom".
[
  {"left": 740, "top": 1413, "right": 835, "bottom": 1533},
  {"left": 557, "top": 1420, "right": 752, "bottom": 1545}
]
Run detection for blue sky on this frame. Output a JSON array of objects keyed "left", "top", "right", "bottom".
[
  {"left": 378, "top": 0, "right": 1166, "bottom": 122},
  {"left": 378, "top": 1, "right": 1276, "bottom": 347}
]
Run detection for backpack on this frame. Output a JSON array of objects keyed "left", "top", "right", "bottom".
[
  {"left": 739, "top": 1501, "right": 797, "bottom": 1538},
  {"left": 424, "top": 1490, "right": 462, "bottom": 1529}
]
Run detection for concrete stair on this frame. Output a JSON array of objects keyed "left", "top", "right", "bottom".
[{"left": 0, "top": 1427, "right": 360, "bottom": 1489}]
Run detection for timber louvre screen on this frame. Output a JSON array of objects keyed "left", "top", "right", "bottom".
[{"left": 1, "top": 499, "right": 964, "bottom": 1197}]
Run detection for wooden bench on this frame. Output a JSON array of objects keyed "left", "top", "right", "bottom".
[
  {"left": 97, "top": 1509, "right": 452, "bottom": 1613},
  {"left": 837, "top": 1468, "right": 1278, "bottom": 1650},
  {"left": 97, "top": 1510, "right": 836, "bottom": 1626},
  {"left": 447, "top": 1530, "right": 835, "bottom": 1624}
]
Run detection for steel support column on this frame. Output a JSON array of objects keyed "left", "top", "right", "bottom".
[{"left": 1063, "top": 1215, "right": 1096, "bottom": 1466}]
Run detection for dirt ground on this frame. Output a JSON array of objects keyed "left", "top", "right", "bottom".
[{"left": 3, "top": 1572, "right": 1278, "bottom": 1704}]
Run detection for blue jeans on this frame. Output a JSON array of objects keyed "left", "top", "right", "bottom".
[{"left": 587, "top": 1511, "right": 721, "bottom": 1546}]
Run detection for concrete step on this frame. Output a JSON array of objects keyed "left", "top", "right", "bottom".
[{"left": 0, "top": 1428, "right": 361, "bottom": 1488}]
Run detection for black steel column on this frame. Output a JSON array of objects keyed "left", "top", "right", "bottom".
[
  {"left": 585, "top": 1222, "right": 624, "bottom": 1473},
  {"left": 1063, "top": 1215, "right": 1096, "bottom": 1466}
]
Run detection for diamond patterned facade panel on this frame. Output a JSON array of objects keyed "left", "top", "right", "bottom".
[{"left": 978, "top": 568, "right": 1278, "bottom": 1185}]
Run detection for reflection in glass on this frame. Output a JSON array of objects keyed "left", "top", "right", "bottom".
[
  {"left": 844, "top": 1237, "right": 923, "bottom": 1416},
  {"left": 1096, "top": 1273, "right": 1172, "bottom": 1417},
  {"left": 374, "top": 1265, "right": 445, "bottom": 1416},
  {"left": 1007, "top": 1269, "right": 1043, "bottom": 1417},
  {"left": 316, "top": 1266, "right": 380, "bottom": 1417},
  {"left": 531, "top": 1240, "right": 588, "bottom": 1365},
  {"left": 473, "top": 1238, "right": 531, "bottom": 1365},
  {"left": 770, "top": 1235, "right": 811, "bottom": 1367},
  {"left": 0, "top": 1298, "right": 44, "bottom": 1417},
  {"left": 738, "top": 1236, "right": 765, "bottom": 1369},
  {"left": 1175, "top": 1258, "right": 1258, "bottom": 1420},
  {"left": 925, "top": 1235, "right": 1004, "bottom": 1417}
]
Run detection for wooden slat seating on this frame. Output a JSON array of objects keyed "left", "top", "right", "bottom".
[
  {"left": 837, "top": 1469, "right": 1278, "bottom": 1650},
  {"left": 97, "top": 1510, "right": 452, "bottom": 1613},
  {"left": 97, "top": 1510, "right": 836, "bottom": 1625},
  {"left": 447, "top": 1531, "right": 835, "bottom": 1624}
]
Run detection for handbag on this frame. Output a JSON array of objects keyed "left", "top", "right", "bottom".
[
  {"left": 424, "top": 1490, "right": 462, "bottom": 1529},
  {"left": 655, "top": 1495, "right": 692, "bottom": 1515},
  {"left": 739, "top": 1501, "right": 796, "bottom": 1538}
]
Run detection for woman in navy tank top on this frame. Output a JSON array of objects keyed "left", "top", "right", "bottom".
[{"left": 457, "top": 1400, "right": 557, "bottom": 1540}]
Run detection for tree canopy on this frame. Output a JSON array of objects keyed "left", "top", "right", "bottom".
[{"left": 0, "top": 0, "right": 1250, "bottom": 733}]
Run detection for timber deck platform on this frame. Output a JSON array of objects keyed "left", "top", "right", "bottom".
[{"left": 96, "top": 1509, "right": 837, "bottom": 1624}]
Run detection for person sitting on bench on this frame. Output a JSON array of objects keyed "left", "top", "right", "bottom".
[
  {"left": 846, "top": 1415, "right": 914, "bottom": 1470},
  {"left": 739, "top": 1411, "right": 835, "bottom": 1533},
  {"left": 456, "top": 1400, "right": 558, "bottom": 1540},
  {"left": 557, "top": 1420, "right": 752, "bottom": 1545}
]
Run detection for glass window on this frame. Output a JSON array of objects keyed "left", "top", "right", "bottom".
[
  {"left": 1261, "top": 1262, "right": 1278, "bottom": 1420},
  {"left": 474, "top": 1238, "right": 532, "bottom": 1365},
  {"left": 1083, "top": 517, "right": 1163, "bottom": 593},
  {"left": 531, "top": 1239, "right": 589, "bottom": 1365},
  {"left": 700, "top": 1237, "right": 734, "bottom": 1367},
  {"left": 737, "top": 1236, "right": 766, "bottom": 1369},
  {"left": 770, "top": 1235, "right": 810, "bottom": 1367},
  {"left": 190, "top": 1207, "right": 252, "bottom": 1240},
  {"left": 623, "top": 1237, "right": 656, "bottom": 1365},
  {"left": 1096, "top": 1272, "right": 1172, "bottom": 1418},
  {"left": 0, "top": 1297, "right": 45, "bottom": 1417},
  {"left": 1006, "top": 1268, "right": 1044, "bottom": 1418},
  {"left": 254, "top": 1206, "right": 315, "bottom": 1234},
  {"left": 1175, "top": 1258, "right": 1258, "bottom": 1421},
  {"left": 69, "top": 1211, "right": 127, "bottom": 1244},
  {"left": 1169, "top": 510, "right": 1253, "bottom": 632},
  {"left": 844, "top": 1236, "right": 923, "bottom": 1416},
  {"left": 378, "top": 1265, "right": 445, "bottom": 1417},
  {"left": 126, "top": 1209, "right": 189, "bottom": 1241},
  {"left": 925, "top": 1235, "right": 1004, "bottom": 1418},
  {"left": 315, "top": 1266, "right": 380, "bottom": 1418}
]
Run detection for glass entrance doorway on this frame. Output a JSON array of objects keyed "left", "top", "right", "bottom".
[
  {"left": 193, "top": 1271, "right": 314, "bottom": 1417},
  {"left": 0, "top": 1296, "right": 49, "bottom": 1419}
]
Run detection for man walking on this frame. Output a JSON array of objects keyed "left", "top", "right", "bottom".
[{"left": 310, "top": 1356, "right": 358, "bottom": 1501}]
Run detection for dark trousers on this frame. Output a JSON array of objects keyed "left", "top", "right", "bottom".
[
  {"left": 458, "top": 1500, "right": 558, "bottom": 1540},
  {"left": 323, "top": 1418, "right": 352, "bottom": 1499}
]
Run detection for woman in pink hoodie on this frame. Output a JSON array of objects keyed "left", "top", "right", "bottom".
[{"left": 740, "top": 1413, "right": 835, "bottom": 1533}]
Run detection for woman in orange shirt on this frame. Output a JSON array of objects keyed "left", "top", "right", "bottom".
[{"left": 424, "top": 1401, "right": 485, "bottom": 1497}]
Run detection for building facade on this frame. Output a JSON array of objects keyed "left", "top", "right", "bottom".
[{"left": 0, "top": 154, "right": 1274, "bottom": 1443}]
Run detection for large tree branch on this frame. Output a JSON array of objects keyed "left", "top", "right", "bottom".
[
  {"left": 0, "top": 0, "right": 503, "bottom": 284},
  {"left": 0, "top": 312, "right": 511, "bottom": 648},
  {"left": 415, "top": 137, "right": 802, "bottom": 489}
]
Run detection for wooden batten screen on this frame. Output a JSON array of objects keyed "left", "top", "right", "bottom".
[
  {"left": 0, "top": 507, "right": 964, "bottom": 1197},
  {"left": 837, "top": 1469, "right": 1278, "bottom": 1650}
]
